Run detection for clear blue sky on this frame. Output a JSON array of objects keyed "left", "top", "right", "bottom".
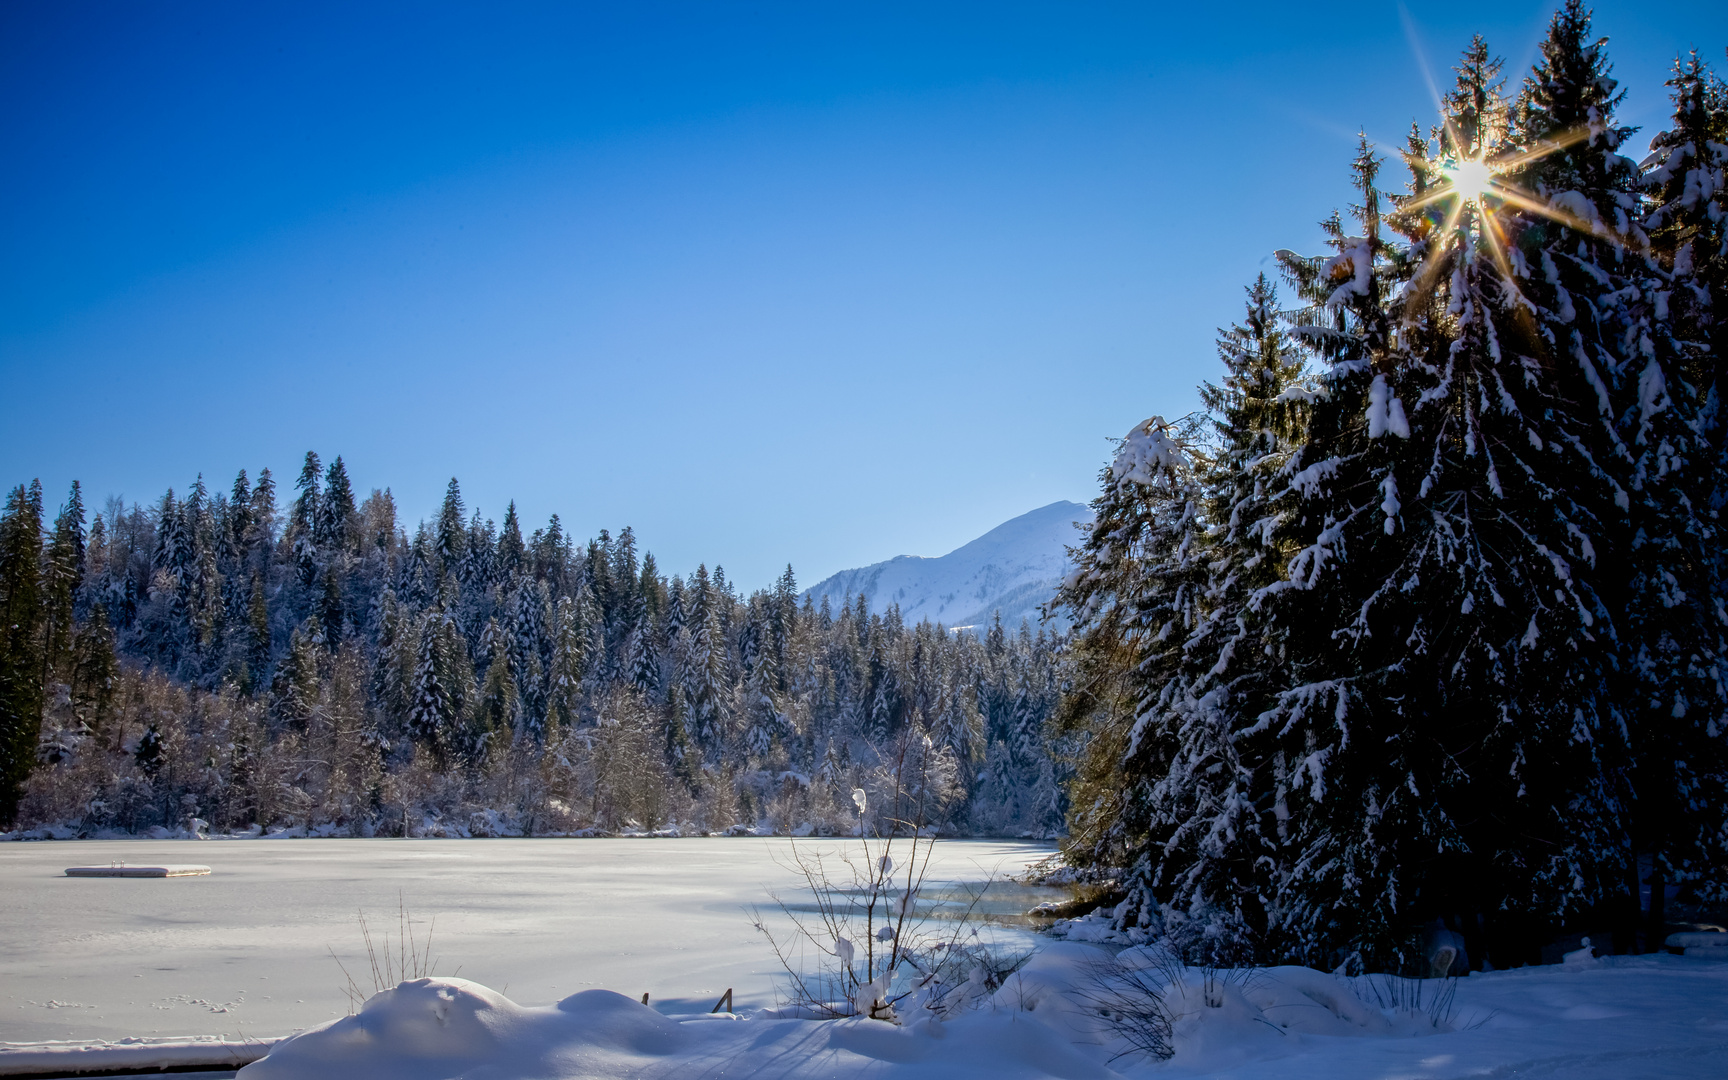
[{"left": 3, "top": 1, "right": 1723, "bottom": 589}]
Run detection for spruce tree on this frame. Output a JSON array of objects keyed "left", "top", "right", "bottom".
[
  {"left": 41, "top": 483, "right": 87, "bottom": 686},
  {"left": 1636, "top": 48, "right": 1728, "bottom": 932},
  {"left": 291, "top": 452, "right": 322, "bottom": 587},
  {"left": 320, "top": 456, "right": 356, "bottom": 555},
  {"left": 1052, "top": 414, "right": 1211, "bottom": 934},
  {"left": 436, "top": 478, "right": 466, "bottom": 576},
  {"left": 1122, "top": 278, "right": 1310, "bottom": 955},
  {"left": 497, "top": 501, "right": 525, "bottom": 581},
  {"left": 408, "top": 614, "right": 453, "bottom": 760},
  {"left": 0, "top": 482, "right": 45, "bottom": 825}
]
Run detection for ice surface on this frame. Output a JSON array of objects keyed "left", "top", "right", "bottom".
[
  {"left": 0, "top": 837, "right": 1051, "bottom": 1044},
  {"left": 0, "top": 1034, "right": 275, "bottom": 1074}
]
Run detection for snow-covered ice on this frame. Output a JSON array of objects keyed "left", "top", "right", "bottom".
[
  {"left": 0, "top": 837, "right": 1050, "bottom": 1044},
  {"left": 6, "top": 838, "right": 1728, "bottom": 1077}
]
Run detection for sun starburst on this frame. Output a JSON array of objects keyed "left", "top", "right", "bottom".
[
  {"left": 1444, "top": 156, "right": 1495, "bottom": 202},
  {"left": 1392, "top": 122, "right": 1610, "bottom": 305}
]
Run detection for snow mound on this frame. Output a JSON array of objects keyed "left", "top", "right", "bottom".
[
  {"left": 238, "top": 974, "right": 1110, "bottom": 1080},
  {"left": 239, "top": 980, "right": 690, "bottom": 1080},
  {"left": 235, "top": 952, "right": 1728, "bottom": 1080}
]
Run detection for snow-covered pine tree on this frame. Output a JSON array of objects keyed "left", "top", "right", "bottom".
[
  {"left": 0, "top": 482, "right": 45, "bottom": 826},
  {"left": 290, "top": 452, "right": 321, "bottom": 587},
  {"left": 1120, "top": 276, "right": 1311, "bottom": 958},
  {"left": 497, "top": 501, "right": 525, "bottom": 583},
  {"left": 370, "top": 587, "right": 407, "bottom": 730},
  {"left": 318, "top": 567, "right": 345, "bottom": 651},
  {"left": 41, "top": 483, "right": 87, "bottom": 687},
  {"left": 476, "top": 620, "right": 517, "bottom": 742},
  {"left": 626, "top": 620, "right": 659, "bottom": 697},
  {"left": 225, "top": 470, "right": 253, "bottom": 560},
  {"left": 408, "top": 613, "right": 454, "bottom": 761},
  {"left": 508, "top": 580, "right": 549, "bottom": 741},
  {"left": 1251, "top": 36, "right": 1630, "bottom": 965},
  {"left": 543, "top": 594, "right": 585, "bottom": 735},
  {"left": 435, "top": 478, "right": 466, "bottom": 578},
  {"left": 248, "top": 468, "right": 277, "bottom": 572},
  {"left": 1052, "top": 412, "right": 1209, "bottom": 933},
  {"left": 684, "top": 565, "right": 728, "bottom": 756},
  {"left": 319, "top": 456, "right": 356, "bottom": 555},
  {"left": 1636, "top": 47, "right": 1728, "bottom": 922}
]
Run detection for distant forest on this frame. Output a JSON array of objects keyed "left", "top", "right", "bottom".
[{"left": 0, "top": 459, "right": 1069, "bottom": 838}]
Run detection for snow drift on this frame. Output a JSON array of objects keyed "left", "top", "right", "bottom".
[{"left": 235, "top": 946, "right": 1728, "bottom": 1080}]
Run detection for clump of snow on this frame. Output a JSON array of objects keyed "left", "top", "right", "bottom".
[
  {"left": 1664, "top": 931, "right": 1728, "bottom": 949},
  {"left": 1046, "top": 906, "right": 1149, "bottom": 945},
  {"left": 1562, "top": 937, "right": 1601, "bottom": 968},
  {"left": 1365, "top": 373, "right": 1411, "bottom": 439},
  {"left": 1111, "top": 417, "right": 1186, "bottom": 488}
]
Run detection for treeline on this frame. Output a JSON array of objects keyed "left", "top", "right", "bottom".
[
  {"left": 1054, "top": 5, "right": 1728, "bottom": 971},
  {"left": 0, "top": 459, "right": 1069, "bottom": 838}
]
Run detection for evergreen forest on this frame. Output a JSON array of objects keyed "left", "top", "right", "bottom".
[
  {"left": 1053, "top": 4, "right": 1728, "bottom": 971},
  {"left": 0, "top": 459, "right": 1070, "bottom": 842}
]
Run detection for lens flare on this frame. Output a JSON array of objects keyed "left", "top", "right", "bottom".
[{"left": 1446, "top": 158, "right": 1494, "bottom": 202}]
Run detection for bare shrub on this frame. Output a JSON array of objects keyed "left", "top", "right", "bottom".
[
  {"left": 1072, "top": 948, "right": 1182, "bottom": 1062},
  {"left": 755, "top": 726, "right": 1026, "bottom": 1022},
  {"left": 327, "top": 894, "right": 449, "bottom": 1012}
]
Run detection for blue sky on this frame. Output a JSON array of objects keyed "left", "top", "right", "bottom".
[{"left": 3, "top": 1, "right": 1723, "bottom": 589}]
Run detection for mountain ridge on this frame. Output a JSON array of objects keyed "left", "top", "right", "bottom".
[{"left": 802, "top": 500, "right": 1092, "bottom": 631}]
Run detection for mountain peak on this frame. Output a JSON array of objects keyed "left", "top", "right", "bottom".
[{"left": 803, "top": 501, "right": 1092, "bottom": 631}]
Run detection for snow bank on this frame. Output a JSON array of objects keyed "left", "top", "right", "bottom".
[
  {"left": 236, "top": 948, "right": 1728, "bottom": 1080},
  {"left": 240, "top": 975, "right": 1114, "bottom": 1080}
]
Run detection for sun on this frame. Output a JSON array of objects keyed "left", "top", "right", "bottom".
[{"left": 1445, "top": 157, "right": 1494, "bottom": 202}]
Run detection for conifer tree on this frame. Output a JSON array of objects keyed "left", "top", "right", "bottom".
[
  {"left": 477, "top": 620, "right": 517, "bottom": 740},
  {"left": 545, "top": 595, "right": 586, "bottom": 733},
  {"left": 408, "top": 614, "right": 453, "bottom": 760},
  {"left": 291, "top": 452, "right": 321, "bottom": 587},
  {"left": 436, "top": 478, "right": 466, "bottom": 576},
  {"left": 41, "top": 483, "right": 87, "bottom": 686},
  {"left": 71, "top": 603, "right": 117, "bottom": 735},
  {"left": 0, "top": 482, "right": 45, "bottom": 825},
  {"left": 1053, "top": 414, "right": 1211, "bottom": 934},
  {"left": 320, "top": 456, "right": 356, "bottom": 554},
  {"left": 318, "top": 568, "right": 345, "bottom": 651},
  {"left": 1635, "top": 47, "right": 1728, "bottom": 933},
  {"left": 684, "top": 565, "right": 727, "bottom": 754},
  {"left": 249, "top": 467, "right": 277, "bottom": 559},
  {"left": 245, "top": 573, "right": 271, "bottom": 689},
  {"left": 227, "top": 470, "right": 254, "bottom": 558},
  {"left": 497, "top": 501, "right": 525, "bottom": 581}
]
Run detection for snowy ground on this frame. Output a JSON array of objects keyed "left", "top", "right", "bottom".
[
  {"left": 7, "top": 838, "right": 1728, "bottom": 1078},
  {"left": 0, "top": 837, "right": 1053, "bottom": 1044},
  {"left": 235, "top": 948, "right": 1728, "bottom": 1079}
]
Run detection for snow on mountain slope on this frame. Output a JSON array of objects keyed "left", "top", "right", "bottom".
[{"left": 803, "top": 501, "right": 1092, "bottom": 631}]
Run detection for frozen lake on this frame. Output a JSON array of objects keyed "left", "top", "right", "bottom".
[{"left": 0, "top": 837, "right": 1055, "bottom": 1044}]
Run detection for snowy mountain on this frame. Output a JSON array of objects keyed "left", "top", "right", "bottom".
[{"left": 803, "top": 501, "right": 1092, "bottom": 632}]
